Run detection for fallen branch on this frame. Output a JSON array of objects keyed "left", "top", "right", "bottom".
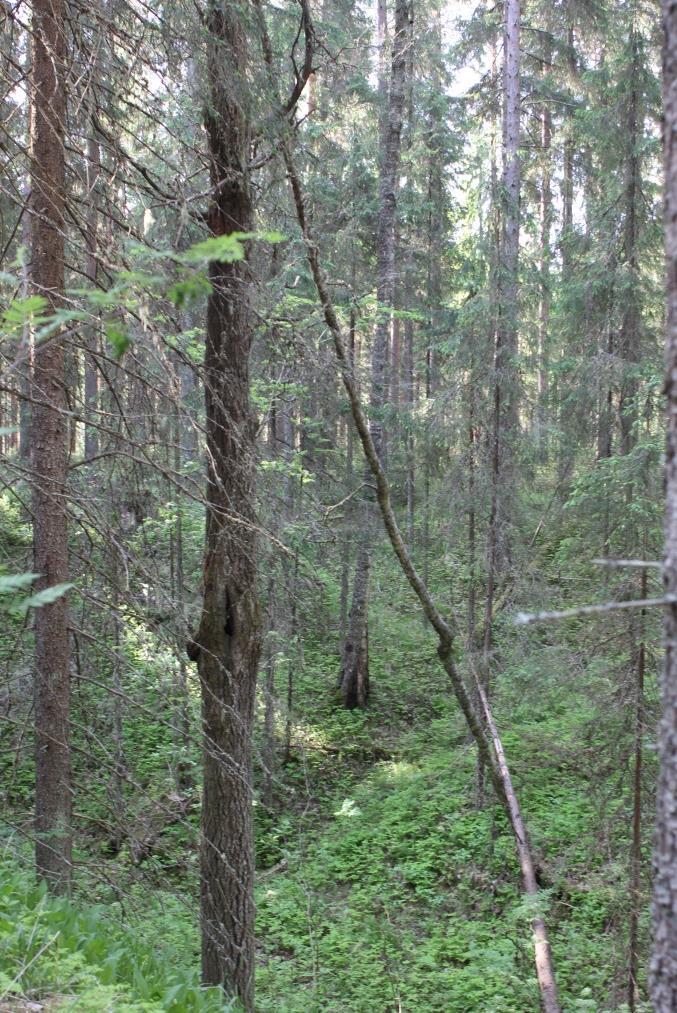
[
  {"left": 515, "top": 595, "right": 677, "bottom": 626},
  {"left": 276, "top": 105, "right": 561, "bottom": 1013},
  {"left": 591, "top": 558, "right": 662, "bottom": 569}
]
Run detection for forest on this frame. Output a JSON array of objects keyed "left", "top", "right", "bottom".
[{"left": 5, "top": 0, "right": 677, "bottom": 1009}]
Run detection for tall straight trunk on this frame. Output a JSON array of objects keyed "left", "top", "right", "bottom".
[
  {"left": 404, "top": 315, "right": 415, "bottom": 547},
  {"left": 173, "top": 398, "right": 191, "bottom": 778},
  {"left": 498, "top": 0, "right": 521, "bottom": 446},
  {"left": 19, "top": 207, "right": 32, "bottom": 462},
  {"left": 485, "top": 0, "right": 520, "bottom": 596},
  {"left": 628, "top": 567, "right": 646, "bottom": 1011},
  {"left": 20, "top": 35, "right": 34, "bottom": 463},
  {"left": 190, "top": 4, "right": 261, "bottom": 1007},
  {"left": 561, "top": 18, "right": 576, "bottom": 281},
  {"left": 536, "top": 43, "right": 552, "bottom": 455},
  {"left": 84, "top": 130, "right": 100, "bottom": 459},
  {"left": 619, "top": 25, "right": 641, "bottom": 457},
  {"left": 477, "top": 0, "right": 520, "bottom": 801},
  {"left": 31, "top": 0, "right": 71, "bottom": 895},
  {"left": 339, "top": 296, "right": 356, "bottom": 644},
  {"left": 340, "top": 0, "right": 409, "bottom": 708},
  {"left": 653, "top": 6, "right": 677, "bottom": 1005}
]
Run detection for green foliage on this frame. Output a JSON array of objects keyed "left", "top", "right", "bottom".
[
  {"left": 0, "top": 571, "right": 73, "bottom": 616},
  {"left": 0, "top": 858, "right": 231, "bottom": 1011}
]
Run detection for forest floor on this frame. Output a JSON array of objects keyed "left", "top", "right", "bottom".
[{"left": 0, "top": 535, "right": 657, "bottom": 1011}]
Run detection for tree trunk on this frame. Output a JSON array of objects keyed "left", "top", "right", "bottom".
[
  {"left": 496, "top": 0, "right": 521, "bottom": 477},
  {"left": 341, "top": 542, "right": 371, "bottom": 708},
  {"left": 191, "top": 4, "right": 261, "bottom": 1007},
  {"left": 627, "top": 567, "right": 646, "bottom": 1011},
  {"left": 31, "top": 0, "right": 71, "bottom": 895},
  {"left": 652, "top": 5, "right": 677, "bottom": 1005},
  {"left": 536, "top": 43, "right": 552, "bottom": 455},
  {"left": 619, "top": 25, "right": 641, "bottom": 458},
  {"left": 561, "top": 18, "right": 576, "bottom": 282},
  {"left": 84, "top": 129, "right": 100, "bottom": 460},
  {"left": 340, "top": 0, "right": 409, "bottom": 708}
]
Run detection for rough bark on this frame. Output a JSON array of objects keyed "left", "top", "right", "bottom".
[
  {"left": 30, "top": 0, "right": 72, "bottom": 895},
  {"left": 488, "top": 0, "right": 520, "bottom": 578},
  {"left": 627, "top": 569, "right": 646, "bottom": 1011},
  {"left": 84, "top": 130, "right": 100, "bottom": 460},
  {"left": 561, "top": 17, "right": 576, "bottom": 281},
  {"left": 190, "top": 4, "right": 261, "bottom": 1007},
  {"left": 341, "top": 542, "right": 371, "bottom": 708},
  {"left": 536, "top": 43, "right": 552, "bottom": 455},
  {"left": 340, "top": 0, "right": 409, "bottom": 708},
  {"left": 619, "top": 26, "right": 641, "bottom": 458},
  {"left": 652, "top": 4, "right": 677, "bottom": 1006}
]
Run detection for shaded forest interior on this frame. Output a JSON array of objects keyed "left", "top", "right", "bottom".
[{"left": 3, "top": 0, "right": 677, "bottom": 1010}]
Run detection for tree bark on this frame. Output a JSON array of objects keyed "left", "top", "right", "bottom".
[
  {"left": 340, "top": 0, "right": 409, "bottom": 708},
  {"left": 190, "top": 4, "right": 261, "bottom": 1007},
  {"left": 30, "top": 0, "right": 72, "bottom": 895},
  {"left": 619, "top": 25, "right": 642, "bottom": 458},
  {"left": 652, "top": 5, "right": 677, "bottom": 1006},
  {"left": 536, "top": 43, "right": 552, "bottom": 456},
  {"left": 84, "top": 129, "right": 100, "bottom": 460}
]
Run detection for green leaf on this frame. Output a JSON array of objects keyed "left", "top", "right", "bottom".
[
  {"left": 167, "top": 274, "right": 212, "bottom": 308},
  {"left": 2, "top": 295, "right": 48, "bottom": 328},
  {"left": 106, "top": 324, "right": 132, "bottom": 358},
  {"left": 181, "top": 233, "right": 252, "bottom": 265},
  {"left": 0, "top": 572, "right": 39, "bottom": 594},
  {"left": 181, "top": 230, "right": 286, "bottom": 266},
  {"left": 19, "top": 582, "right": 74, "bottom": 612}
]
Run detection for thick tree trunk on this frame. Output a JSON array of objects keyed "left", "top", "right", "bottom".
[
  {"left": 30, "top": 0, "right": 71, "bottom": 895},
  {"left": 652, "top": 5, "right": 677, "bottom": 1006},
  {"left": 191, "top": 4, "right": 261, "bottom": 1008}
]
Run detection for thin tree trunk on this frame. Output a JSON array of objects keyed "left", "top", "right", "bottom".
[
  {"left": 561, "top": 13, "right": 576, "bottom": 281},
  {"left": 628, "top": 566, "right": 646, "bottom": 1011},
  {"left": 189, "top": 4, "right": 261, "bottom": 1007},
  {"left": 495, "top": 0, "right": 521, "bottom": 554},
  {"left": 284, "top": 547, "right": 299, "bottom": 763},
  {"left": 84, "top": 130, "right": 100, "bottom": 460},
  {"left": 536, "top": 44, "right": 552, "bottom": 455},
  {"left": 619, "top": 25, "right": 641, "bottom": 458},
  {"left": 404, "top": 315, "right": 415, "bottom": 546},
  {"left": 31, "top": 0, "right": 71, "bottom": 895},
  {"left": 651, "top": 7, "right": 677, "bottom": 1005},
  {"left": 173, "top": 399, "right": 191, "bottom": 779}
]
